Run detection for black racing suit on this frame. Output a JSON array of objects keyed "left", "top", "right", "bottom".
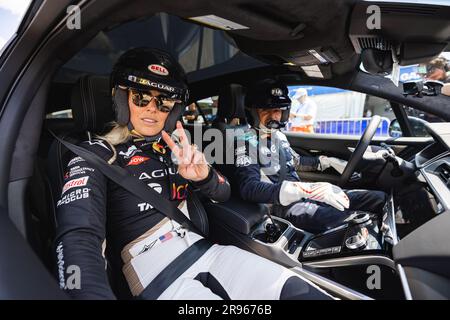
[
  {"left": 54, "top": 137, "right": 331, "bottom": 300},
  {"left": 54, "top": 137, "right": 230, "bottom": 299},
  {"left": 233, "top": 129, "right": 387, "bottom": 233}
]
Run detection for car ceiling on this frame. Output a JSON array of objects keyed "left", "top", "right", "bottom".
[
  {"left": 95, "top": 0, "right": 358, "bottom": 78},
  {"left": 53, "top": 0, "right": 450, "bottom": 78},
  {"left": 46, "top": 0, "right": 450, "bottom": 119},
  {"left": 107, "top": 0, "right": 450, "bottom": 72}
]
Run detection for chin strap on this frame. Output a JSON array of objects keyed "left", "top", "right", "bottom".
[{"left": 144, "top": 134, "right": 162, "bottom": 143}]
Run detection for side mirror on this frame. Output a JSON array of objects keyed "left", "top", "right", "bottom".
[
  {"left": 408, "top": 116, "right": 429, "bottom": 137},
  {"left": 389, "top": 117, "right": 429, "bottom": 138},
  {"left": 388, "top": 119, "right": 402, "bottom": 138}
]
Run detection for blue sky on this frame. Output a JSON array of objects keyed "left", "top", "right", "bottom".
[{"left": 0, "top": 0, "right": 31, "bottom": 50}]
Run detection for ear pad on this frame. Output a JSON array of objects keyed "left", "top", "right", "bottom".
[
  {"left": 247, "top": 108, "right": 260, "bottom": 128},
  {"left": 280, "top": 109, "right": 290, "bottom": 127},
  {"left": 113, "top": 87, "right": 130, "bottom": 125},
  {"left": 164, "top": 103, "right": 185, "bottom": 133}
]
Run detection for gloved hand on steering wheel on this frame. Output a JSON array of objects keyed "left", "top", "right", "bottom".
[
  {"left": 318, "top": 156, "right": 347, "bottom": 174},
  {"left": 279, "top": 181, "right": 350, "bottom": 211},
  {"left": 318, "top": 146, "right": 391, "bottom": 174}
]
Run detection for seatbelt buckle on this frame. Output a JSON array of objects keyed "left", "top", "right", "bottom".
[
  {"left": 174, "top": 223, "right": 192, "bottom": 247},
  {"left": 175, "top": 227, "right": 186, "bottom": 238}
]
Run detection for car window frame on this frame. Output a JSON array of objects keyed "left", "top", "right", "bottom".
[
  {"left": 0, "top": 0, "right": 38, "bottom": 64},
  {"left": 286, "top": 85, "right": 396, "bottom": 139}
]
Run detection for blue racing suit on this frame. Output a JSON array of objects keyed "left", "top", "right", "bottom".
[{"left": 233, "top": 129, "right": 387, "bottom": 233}]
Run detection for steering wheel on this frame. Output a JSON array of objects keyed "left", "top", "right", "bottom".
[{"left": 339, "top": 115, "right": 382, "bottom": 185}]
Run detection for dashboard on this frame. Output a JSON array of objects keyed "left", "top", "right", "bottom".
[
  {"left": 421, "top": 155, "right": 450, "bottom": 212},
  {"left": 393, "top": 122, "right": 450, "bottom": 299},
  {"left": 415, "top": 123, "right": 450, "bottom": 213}
]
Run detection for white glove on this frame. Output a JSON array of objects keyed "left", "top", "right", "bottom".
[
  {"left": 363, "top": 149, "right": 389, "bottom": 161},
  {"left": 348, "top": 146, "right": 389, "bottom": 161},
  {"left": 279, "top": 181, "right": 350, "bottom": 211},
  {"left": 318, "top": 156, "right": 347, "bottom": 174}
]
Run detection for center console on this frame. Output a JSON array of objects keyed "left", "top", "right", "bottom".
[
  {"left": 206, "top": 194, "right": 397, "bottom": 269},
  {"left": 205, "top": 195, "right": 401, "bottom": 299},
  {"left": 249, "top": 204, "right": 397, "bottom": 268},
  {"left": 300, "top": 212, "right": 383, "bottom": 261}
]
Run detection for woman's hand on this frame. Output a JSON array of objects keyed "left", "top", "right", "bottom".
[{"left": 161, "top": 121, "right": 210, "bottom": 182}]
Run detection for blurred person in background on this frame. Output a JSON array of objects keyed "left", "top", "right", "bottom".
[{"left": 289, "top": 88, "right": 317, "bottom": 133}]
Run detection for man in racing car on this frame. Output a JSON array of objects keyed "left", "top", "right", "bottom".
[
  {"left": 232, "top": 79, "right": 387, "bottom": 233},
  {"left": 54, "top": 48, "right": 332, "bottom": 300}
]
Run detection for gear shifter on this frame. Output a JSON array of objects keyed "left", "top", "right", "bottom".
[{"left": 265, "top": 210, "right": 281, "bottom": 243}]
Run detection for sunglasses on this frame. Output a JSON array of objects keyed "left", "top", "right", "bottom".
[{"left": 129, "top": 89, "right": 181, "bottom": 113}]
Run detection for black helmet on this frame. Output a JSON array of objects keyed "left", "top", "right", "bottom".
[
  {"left": 111, "top": 47, "right": 189, "bottom": 135},
  {"left": 245, "top": 79, "right": 291, "bottom": 130}
]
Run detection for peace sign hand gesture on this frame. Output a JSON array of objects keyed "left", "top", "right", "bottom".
[{"left": 161, "top": 121, "right": 210, "bottom": 182}]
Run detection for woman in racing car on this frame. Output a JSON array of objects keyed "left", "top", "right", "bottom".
[{"left": 54, "top": 47, "right": 332, "bottom": 300}]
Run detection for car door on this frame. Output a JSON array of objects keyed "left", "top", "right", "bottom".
[
  {"left": 284, "top": 85, "right": 435, "bottom": 187},
  {"left": 0, "top": 0, "right": 70, "bottom": 299}
]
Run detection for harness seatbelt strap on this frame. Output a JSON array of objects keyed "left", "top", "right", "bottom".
[
  {"left": 51, "top": 133, "right": 203, "bottom": 236},
  {"left": 278, "top": 145, "right": 287, "bottom": 181},
  {"left": 273, "top": 143, "right": 287, "bottom": 216},
  {"left": 138, "top": 238, "right": 212, "bottom": 299}
]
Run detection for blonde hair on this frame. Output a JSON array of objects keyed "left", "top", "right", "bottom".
[{"left": 96, "top": 122, "right": 133, "bottom": 146}]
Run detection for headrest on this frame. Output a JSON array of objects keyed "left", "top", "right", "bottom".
[
  {"left": 71, "top": 75, "right": 115, "bottom": 133},
  {"left": 216, "top": 84, "right": 247, "bottom": 124}
]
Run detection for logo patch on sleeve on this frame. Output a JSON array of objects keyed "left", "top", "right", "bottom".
[{"left": 62, "top": 176, "right": 89, "bottom": 194}]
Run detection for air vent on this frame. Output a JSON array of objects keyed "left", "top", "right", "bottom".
[
  {"left": 358, "top": 37, "right": 392, "bottom": 51},
  {"left": 351, "top": 36, "right": 393, "bottom": 53},
  {"left": 380, "top": 4, "right": 439, "bottom": 16},
  {"left": 436, "top": 163, "right": 450, "bottom": 188}
]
